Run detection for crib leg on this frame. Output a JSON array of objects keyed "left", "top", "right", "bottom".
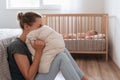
[{"left": 106, "top": 53, "right": 108, "bottom": 62}]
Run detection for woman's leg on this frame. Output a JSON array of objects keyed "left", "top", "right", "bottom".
[
  {"left": 35, "top": 52, "right": 80, "bottom": 80},
  {"left": 64, "top": 48, "right": 84, "bottom": 78}
]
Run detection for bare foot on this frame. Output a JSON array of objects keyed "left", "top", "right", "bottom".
[{"left": 81, "top": 75, "right": 88, "bottom": 80}]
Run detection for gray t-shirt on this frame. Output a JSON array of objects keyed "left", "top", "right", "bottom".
[{"left": 7, "top": 38, "right": 32, "bottom": 80}]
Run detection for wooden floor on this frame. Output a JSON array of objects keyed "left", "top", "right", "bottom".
[{"left": 72, "top": 54, "right": 120, "bottom": 80}]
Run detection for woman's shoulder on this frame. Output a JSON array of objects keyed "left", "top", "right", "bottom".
[
  {"left": 7, "top": 38, "right": 29, "bottom": 56},
  {"left": 8, "top": 38, "right": 25, "bottom": 48}
]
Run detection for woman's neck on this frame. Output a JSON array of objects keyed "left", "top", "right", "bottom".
[{"left": 19, "top": 31, "right": 28, "bottom": 42}]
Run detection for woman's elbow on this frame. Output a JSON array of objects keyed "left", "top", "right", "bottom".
[
  {"left": 25, "top": 76, "right": 34, "bottom": 80},
  {"left": 24, "top": 74, "right": 35, "bottom": 80}
]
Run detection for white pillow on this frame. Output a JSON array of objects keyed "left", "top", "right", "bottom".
[{"left": 93, "top": 34, "right": 105, "bottom": 39}]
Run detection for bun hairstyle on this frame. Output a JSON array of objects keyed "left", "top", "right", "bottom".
[
  {"left": 17, "top": 12, "right": 24, "bottom": 21},
  {"left": 17, "top": 12, "right": 42, "bottom": 29}
]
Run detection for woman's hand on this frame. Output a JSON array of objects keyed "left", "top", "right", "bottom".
[{"left": 31, "top": 39, "right": 45, "bottom": 53}]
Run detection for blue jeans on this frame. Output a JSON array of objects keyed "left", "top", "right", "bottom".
[{"left": 35, "top": 49, "right": 84, "bottom": 80}]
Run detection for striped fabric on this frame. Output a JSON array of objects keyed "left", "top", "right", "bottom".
[
  {"left": 0, "top": 37, "right": 17, "bottom": 80},
  {"left": 0, "top": 29, "right": 21, "bottom": 80}
]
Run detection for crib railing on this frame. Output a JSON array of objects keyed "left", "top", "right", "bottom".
[{"left": 43, "top": 14, "right": 108, "bottom": 61}]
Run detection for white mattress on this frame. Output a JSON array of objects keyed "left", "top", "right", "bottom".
[{"left": 64, "top": 39, "right": 106, "bottom": 51}]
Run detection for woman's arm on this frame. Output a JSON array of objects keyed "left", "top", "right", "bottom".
[{"left": 14, "top": 39, "right": 45, "bottom": 80}]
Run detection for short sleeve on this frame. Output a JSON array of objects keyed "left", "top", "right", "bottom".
[{"left": 7, "top": 40, "right": 28, "bottom": 56}]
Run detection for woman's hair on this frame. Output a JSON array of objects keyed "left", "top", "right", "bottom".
[{"left": 17, "top": 12, "right": 42, "bottom": 29}]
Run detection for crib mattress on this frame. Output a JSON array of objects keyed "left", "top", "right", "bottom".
[{"left": 64, "top": 39, "right": 106, "bottom": 51}]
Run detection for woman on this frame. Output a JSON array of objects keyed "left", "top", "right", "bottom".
[{"left": 7, "top": 12, "right": 88, "bottom": 80}]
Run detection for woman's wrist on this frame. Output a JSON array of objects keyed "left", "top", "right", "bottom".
[
  {"left": 34, "top": 51, "right": 42, "bottom": 63},
  {"left": 36, "top": 49, "right": 42, "bottom": 54}
]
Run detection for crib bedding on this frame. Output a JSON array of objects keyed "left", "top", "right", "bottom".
[
  {"left": 62, "top": 33, "right": 106, "bottom": 39},
  {"left": 64, "top": 39, "right": 106, "bottom": 51}
]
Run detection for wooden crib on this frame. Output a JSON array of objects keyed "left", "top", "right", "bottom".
[{"left": 43, "top": 14, "right": 108, "bottom": 61}]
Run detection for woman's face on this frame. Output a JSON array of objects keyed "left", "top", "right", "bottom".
[{"left": 27, "top": 18, "right": 43, "bottom": 32}]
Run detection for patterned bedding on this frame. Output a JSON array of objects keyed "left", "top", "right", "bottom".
[
  {"left": 0, "top": 29, "right": 21, "bottom": 80},
  {"left": 0, "top": 37, "right": 15, "bottom": 80}
]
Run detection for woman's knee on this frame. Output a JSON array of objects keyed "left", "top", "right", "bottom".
[
  {"left": 55, "top": 52, "right": 69, "bottom": 61},
  {"left": 52, "top": 52, "right": 64, "bottom": 65},
  {"left": 64, "top": 48, "right": 69, "bottom": 53}
]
